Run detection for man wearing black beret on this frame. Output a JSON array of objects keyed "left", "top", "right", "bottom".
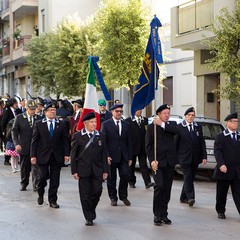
[
  {"left": 214, "top": 112, "right": 240, "bottom": 220},
  {"left": 30, "top": 102, "right": 70, "bottom": 209},
  {"left": 176, "top": 107, "right": 207, "bottom": 207},
  {"left": 101, "top": 104, "right": 132, "bottom": 207},
  {"left": 146, "top": 104, "right": 179, "bottom": 225},
  {"left": 71, "top": 112, "right": 108, "bottom": 226}
]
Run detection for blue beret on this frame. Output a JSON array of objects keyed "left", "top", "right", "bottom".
[
  {"left": 82, "top": 112, "right": 96, "bottom": 122},
  {"left": 110, "top": 104, "right": 123, "bottom": 111},
  {"left": 156, "top": 104, "right": 170, "bottom": 114},
  {"left": 224, "top": 112, "right": 238, "bottom": 121},
  {"left": 184, "top": 107, "right": 195, "bottom": 116},
  {"left": 43, "top": 102, "right": 57, "bottom": 111}
]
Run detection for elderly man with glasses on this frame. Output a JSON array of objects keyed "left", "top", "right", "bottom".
[{"left": 214, "top": 112, "right": 240, "bottom": 220}]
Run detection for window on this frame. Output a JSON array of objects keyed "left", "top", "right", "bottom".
[{"left": 163, "top": 77, "right": 173, "bottom": 105}]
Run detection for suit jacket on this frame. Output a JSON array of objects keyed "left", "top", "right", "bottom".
[
  {"left": 145, "top": 122, "right": 179, "bottom": 168},
  {"left": 100, "top": 110, "right": 112, "bottom": 126},
  {"left": 71, "top": 129, "right": 108, "bottom": 177},
  {"left": 101, "top": 118, "right": 132, "bottom": 163},
  {"left": 30, "top": 118, "right": 70, "bottom": 165},
  {"left": 12, "top": 113, "right": 42, "bottom": 155},
  {"left": 214, "top": 129, "right": 240, "bottom": 180},
  {"left": 69, "top": 111, "right": 81, "bottom": 138},
  {"left": 176, "top": 120, "right": 207, "bottom": 166},
  {"left": 1, "top": 108, "right": 22, "bottom": 133},
  {"left": 125, "top": 116, "right": 148, "bottom": 156}
]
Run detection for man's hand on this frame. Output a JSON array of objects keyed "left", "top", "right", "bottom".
[
  {"left": 15, "top": 145, "right": 22, "bottom": 152},
  {"left": 220, "top": 164, "right": 227, "bottom": 173},
  {"left": 128, "top": 160, "right": 132, "bottom": 166},
  {"left": 107, "top": 157, "right": 112, "bottom": 165},
  {"left": 64, "top": 156, "right": 70, "bottom": 163},
  {"left": 31, "top": 157, "right": 37, "bottom": 165},
  {"left": 73, "top": 173, "right": 79, "bottom": 180},
  {"left": 153, "top": 116, "right": 162, "bottom": 126},
  {"left": 151, "top": 160, "right": 158, "bottom": 172},
  {"left": 202, "top": 159, "right": 207, "bottom": 165},
  {"left": 103, "top": 173, "right": 108, "bottom": 181}
]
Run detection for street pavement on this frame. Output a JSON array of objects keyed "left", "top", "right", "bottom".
[{"left": 0, "top": 152, "right": 239, "bottom": 240}]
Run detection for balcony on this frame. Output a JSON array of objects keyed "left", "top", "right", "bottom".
[
  {"left": 12, "top": 0, "right": 38, "bottom": 19},
  {"left": 1, "top": 0, "right": 10, "bottom": 20},
  {"left": 171, "top": 0, "right": 235, "bottom": 50}
]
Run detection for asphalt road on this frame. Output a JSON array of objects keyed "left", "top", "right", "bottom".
[{"left": 0, "top": 153, "right": 239, "bottom": 240}]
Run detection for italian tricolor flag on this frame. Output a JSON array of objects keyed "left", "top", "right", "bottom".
[{"left": 76, "top": 57, "right": 100, "bottom": 131}]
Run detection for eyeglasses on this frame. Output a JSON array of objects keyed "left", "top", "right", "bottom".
[
  {"left": 99, "top": 104, "right": 106, "bottom": 107},
  {"left": 114, "top": 110, "right": 123, "bottom": 113},
  {"left": 229, "top": 120, "right": 239, "bottom": 123}
]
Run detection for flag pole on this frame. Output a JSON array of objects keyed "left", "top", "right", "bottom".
[{"left": 153, "top": 56, "right": 157, "bottom": 174}]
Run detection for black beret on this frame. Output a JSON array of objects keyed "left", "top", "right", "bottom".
[
  {"left": 82, "top": 112, "right": 96, "bottom": 122},
  {"left": 110, "top": 104, "right": 124, "bottom": 111},
  {"left": 43, "top": 102, "right": 57, "bottom": 111},
  {"left": 184, "top": 107, "right": 195, "bottom": 116},
  {"left": 156, "top": 104, "right": 170, "bottom": 114},
  {"left": 72, "top": 99, "right": 84, "bottom": 107},
  {"left": 224, "top": 112, "right": 238, "bottom": 121}
]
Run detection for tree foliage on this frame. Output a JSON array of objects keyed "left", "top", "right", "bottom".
[
  {"left": 94, "top": 0, "right": 151, "bottom": 92},
  {"left": 203, "top": 1, "right": 240, "bottom": 102}
]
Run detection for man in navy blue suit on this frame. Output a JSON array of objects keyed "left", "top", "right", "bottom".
[{"left": 101, "top": 104, "right": 132, "bottom": 207}]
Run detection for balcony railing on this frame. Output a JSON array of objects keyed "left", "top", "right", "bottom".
[{"left": 178, "top": 0, "right": 213, "bottom": 34}]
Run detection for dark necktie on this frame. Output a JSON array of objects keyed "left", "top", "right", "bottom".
[
  {"left": 89, "top": 133, "right": 93, "bottom": 138},
  {"left": 29, "top": 117, "right": 33, "bottom": 128},
  {"left": 189, "top": 123, "right": 193, "bottom": 139},
  {"left": 116, "top": 120, "right": 120, "bottom": 135},
  {"left": 138, "top": 117, "right": 141, "bottom": 127},
  {"left": 232, "top": 132, "right": 237, "bottom": 144},
  {"left": 49, "top": 121, "right": 54, "bottom": 138}
]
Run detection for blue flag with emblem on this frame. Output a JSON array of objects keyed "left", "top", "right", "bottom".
[{"left": 131, "top": 16, "right": 163, "bottom": 117}]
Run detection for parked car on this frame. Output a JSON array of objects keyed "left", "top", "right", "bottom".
[{"left": 147, "top": 115, "right": 225, "bottom": 170}]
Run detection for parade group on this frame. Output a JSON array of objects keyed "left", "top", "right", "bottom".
[{"left": 0, "top": 94, "right": 240, "bottom": 226}]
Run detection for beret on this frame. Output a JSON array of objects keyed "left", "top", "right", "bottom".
[
  {"left": 184, "top": 107, "right": 195, "bottom": 116},
  {"left": 224, "top": 112, "right": 238, "bottom": 121},
  {"left": 156, "top": 104, "right": 170, "bottom": 114},
  {"left": 43, "top": 102, "right": 57, "bottom": 111},
  {"left": 98, "top": 99, "right": 106, "bottom": 105},
  {"left": 72, "top": 99, "right": 84, "bottom": 107},
  {"left": 110, "top": 104, "right": 124, "bottom": 111},
  {"left": 26, "top": 100, "right": 36, "bottom": 109},
  {"left": 82, "top": 112, "right": 96, "bottom": 122}
]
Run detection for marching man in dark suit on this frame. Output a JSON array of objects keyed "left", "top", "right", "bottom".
[
  {"left": 71, "top": 112, "right": 108, "bottom": 226},
  {"left": 176, "top": 107, "right": 207, "bottom": 207},
  {"left": 146, "top": 104, "right": 179, "bottom": 226},
  {"left": 214, "top": 112, "right": 240, "bottom": 220},
  {"left": 101, "top": 104, "right": 132, "bottom": 207},
  {"left": 30, "top": 103, "right": 70, "bottom": 209},
  {"left": 12, "top": 100, "right": 42, "bottom": 191},
  {"left": 125, "top": 109, "right": 153, "bottom": 189}
]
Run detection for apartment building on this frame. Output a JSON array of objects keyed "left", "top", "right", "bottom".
[
  {"left": 171, "top": 0, "right": 236, "bottom": 121},
  {"left": 0, "top": 0, "right": 99, "bottom": 99}
]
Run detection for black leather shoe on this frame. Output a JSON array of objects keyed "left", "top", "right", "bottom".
[
  {"left": 122, "top": 198, "right": 131, "bottom": 206},
  {"left": 180, "top": 199, "right": 188, "bottom": 204},
  {"left": 111, "top": 199, "right": 117, "bottom": 206},
  {"left": 85, "top": 220, "right": 93, "bottom": 226},
  {"left": 154, "top": 216, "right": 162, "bottom": 226},
  {"left": 37, "top": 196, "right": 44, "bottom": 205},
  {"left": 20, "top": 185, "right": 27, "bottom": 191},
  {"left": 50, "top": 202, "right": 60, "bottom": 209},
  {"left": 218, "top": 213, "right": 226, "bottom": 219},
  {"left": 146, "top": 182, "right": 154, "bottom": 189},
  {"left": 4, "top": 161, "right": 11, "bottom": 166},
  {"left": 188, "top": 199, "right": 195, "bottom": 207},
  {"left": 129, "top": 183, "right": 136, "bottom": 188},
  {"left": 161, "top": 217, "right": 172, "bottom": 225}
]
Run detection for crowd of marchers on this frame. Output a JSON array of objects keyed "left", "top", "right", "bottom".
[{"left": 0, "top": 94, "right": 240, "bottom": 227}]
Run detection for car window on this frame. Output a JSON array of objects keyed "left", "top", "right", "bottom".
[{"left": 197, "top": 122, "right": 224, "bottom": 140}]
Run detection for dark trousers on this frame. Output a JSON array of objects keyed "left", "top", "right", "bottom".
[
  {"left": 129, "top": 154, "right": 151, "bottom": 186},
  {"left": 3, "top": 136, "right": 10, "bottom": 163},
  {"left": 20, "top": 154, "right": 40, "bottom": 189},
  {"left": 180, "top": 164, "right": 198, "bottom": 201},
  {"left": 79, "top": 175, "right": 103, "bottom": 221},
  {"left": 216, "top": 177, "right": 240, "bottom": 214},
  {"left": 107, "top": 158, "right": 129, "bottom": 201},
  {"left": 37, "top": 154, "right": 62, "bottom": 203},
  {"left": 153, "top": 166, "right": 174, "bottom": 218}
]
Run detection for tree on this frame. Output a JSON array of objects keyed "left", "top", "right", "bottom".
[
  {"left": 26, "top": 14, "right": 96, "bottom": 97},
  {"left": 93, "top": 0, "right": 151, "bottom": 95},
  {"left": 203, "top": 1, "right": 240, "bottom": 102}
]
